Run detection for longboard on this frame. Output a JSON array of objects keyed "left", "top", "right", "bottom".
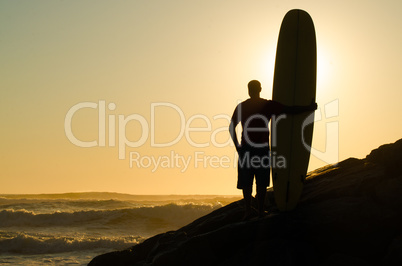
[{"left": 271, "top": 9, "right": 316, "bottom": 211}]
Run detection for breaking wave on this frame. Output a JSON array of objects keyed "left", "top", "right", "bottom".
[
  {"left": 0, "top": 231, "right": 141, "bottom": 254},
  {"left": 0, "top": 203, "right": 220, "bottom": 228}
]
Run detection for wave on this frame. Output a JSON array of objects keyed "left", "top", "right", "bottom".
[
  {"left": 0, "top": 198, "right": 139, "bottom": 214},
  {"left": 0, "top": 192, "right": 240, "bottom": 202},
  {"left": 0, "top": 195, "right": 239, "bottom": 214},
  {"left": 0, "top": 203, "right": 221, "bottom": 229},
  {"left": 0, "top": 231, "right": 141, "bottom": 254}
]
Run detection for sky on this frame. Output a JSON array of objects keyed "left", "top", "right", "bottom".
[{"left": 1, "top": 0, "right": 401, "bottom": 195}]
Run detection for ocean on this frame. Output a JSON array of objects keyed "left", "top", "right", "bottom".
[{"left": 0, "top": 193, "right": 240, "bottom": 265}]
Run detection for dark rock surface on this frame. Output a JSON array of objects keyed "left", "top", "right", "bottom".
[{"left": 89, "top": 139, "right": 402, "bottom": 266}]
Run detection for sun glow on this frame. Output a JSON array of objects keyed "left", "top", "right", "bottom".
[
  {"left": 317, "top": 47, "right": 332, "bottom": 90},
  {"left": 260, "top": 45, "right": 331, "bottom": 96}
]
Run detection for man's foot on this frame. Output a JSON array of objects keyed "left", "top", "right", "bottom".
[
  {"left": 258, "top": 211, "right": 268, "bottom": 219},
  {"left": 241, "top": 207, "right": 258, "bottom": 221},
  {"left": 241, "top": 212, "right": 253, "bottom": 221},
  {"left": 267, "top": 205, "right": 280, "bottom": 214}
]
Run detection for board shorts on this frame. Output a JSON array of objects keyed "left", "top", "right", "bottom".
[{"left": 237, "top": 145, "right": 271, "bottom": 189}]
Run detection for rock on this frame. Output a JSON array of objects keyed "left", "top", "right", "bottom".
[
  {"left": 89, "top": 138, "right": 402, "bottom": 266},
  {"left": 382, "top": 235, "right": 402, "bottom": 266},
  {"left": 366, "top": 138, "right": 402, "bottom": 177}
]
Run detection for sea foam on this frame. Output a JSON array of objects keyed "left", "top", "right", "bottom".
[{"left": 0, "top": 231, "right": 141, "bottom": 254}]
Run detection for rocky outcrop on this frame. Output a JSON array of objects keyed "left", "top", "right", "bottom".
[{"left": 89, "top": 139, "right": 402, "bottom": 266}]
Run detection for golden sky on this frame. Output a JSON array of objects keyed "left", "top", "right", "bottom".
[{"left": 1, "top": 0, "right": 401, "bottom": 195}]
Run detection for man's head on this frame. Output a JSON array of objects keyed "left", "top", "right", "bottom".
[{"left": 248, "top": 80, "right": 261, "bottom": 98}]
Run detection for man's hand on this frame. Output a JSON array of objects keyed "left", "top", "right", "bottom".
[
  {"left": 282, "top": 99, "right": 318, "bottom": 115},
  {"left": 236, "top": 144, "right": 242, "bottom": 154},
  {"left": 229, "top": 120, "right": 241, "bottom": 152},
  {"left": 309, "top": 99, "right": 318, "bottom": 111}
]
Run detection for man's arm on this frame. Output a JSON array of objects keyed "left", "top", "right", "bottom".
[
  {"left": 229, "top": 120, "right": 240, "bottom": 152},
  {"left": 282, "top": 99, "right": 317, "bottom": 115}
]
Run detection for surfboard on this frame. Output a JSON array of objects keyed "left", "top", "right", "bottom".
[{"left": 271, "top": 9, "right": 316, "bottom": 211}]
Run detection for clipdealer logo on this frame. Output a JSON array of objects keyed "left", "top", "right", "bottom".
[
  {"left": 64, "top": 100, "right": 339, "bottom": 172},
  {"left": 64, "top": 101, "right": 233, "bottom": 158}
]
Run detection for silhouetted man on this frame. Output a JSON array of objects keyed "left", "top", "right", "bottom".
[{"left": 229, "top": 80, "right": 316, "bottom": 219}]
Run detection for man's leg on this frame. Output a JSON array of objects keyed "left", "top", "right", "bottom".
[
  {"left": 242, "top": 186, "right": 252, "bottom": 218},
  {"left": 256, "top": 185, "right": 267, "bottom": 217},
  {"left": 255, "top": 147, "right": 270, "bottom": 218}
]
